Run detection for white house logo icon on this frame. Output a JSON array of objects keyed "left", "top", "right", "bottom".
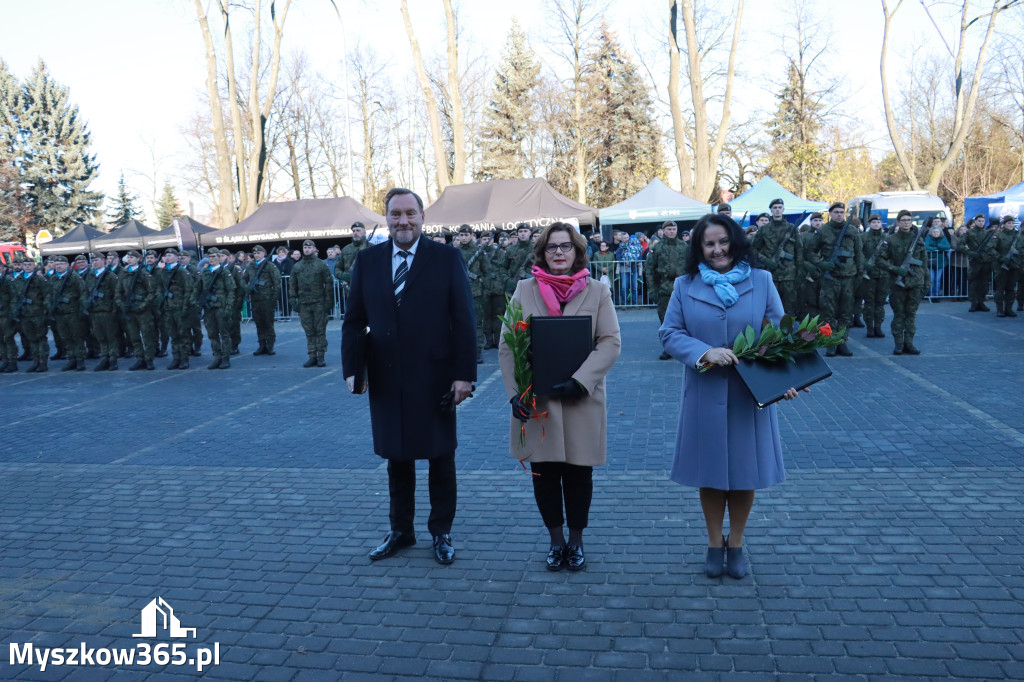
[{"left": 132, "top": 597, "right": 197, "bottom": 639}]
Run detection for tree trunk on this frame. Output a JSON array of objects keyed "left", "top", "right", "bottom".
[
  {"left": 668, "top": 0, "right": 694, "bottom": 195},
  {"left": 401, "top": 0, "right": 450, "bottom": 193},
  {"left": 216, "top": 0, "right": 249, "bottom": 218},
  {"left": 246, "top": 0, "right": 290, "bottom": 217},
  {"left": 193, "top": 0, "right": 236, "bottom": 228},
  {"left": 443, "top": 0, "right": 466, "bottom": 185},
  {"left": 286, "top": 132, "right": 301, "bottom": 199}
]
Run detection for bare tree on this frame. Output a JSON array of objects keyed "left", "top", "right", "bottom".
[
  {"left": 668, "top": 0, "right": 745, "bottom": 201},
  {"left": 880, "top": 0, "right": 1019, "bottom": 194}
]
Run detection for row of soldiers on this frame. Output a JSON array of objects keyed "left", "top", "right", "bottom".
[{"left": 0, "top": 245, "right": 286, "bottom": 373}]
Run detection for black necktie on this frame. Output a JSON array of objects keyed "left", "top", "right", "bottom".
[{"left": 394, "top": 250, "right": 410, "bottom": 304}]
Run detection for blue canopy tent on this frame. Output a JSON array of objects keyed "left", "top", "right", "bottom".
[
  {"left": 963, "top": 180, "right": 1024, "bottom": 221},
  {"left": 728, "top": 177, "right": 827, "bottom": 225},
  {"left": 599, "top": 178, "right": 711, "bottom": 228}
]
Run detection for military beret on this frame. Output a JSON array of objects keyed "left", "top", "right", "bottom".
[
  {"left": 13, "top": 254, "right": 25, "bottom": 263},
  {"left": 252, "top": 244, "right": 266, "bottom": 253},
  {"left": 106, "top": 251, "right": 119, "bottom": 257},
  {"left": 73, "top": 254, "right": 88, "bottom": 263},
  {"left": 974, "top": 213, "right": 986, "bottom": 221},
  {"left": 89, "top": 253, "right": 104, "bottom": 261},
  {"left": 184, "top": 250, "right": 197, "bottom": 258},
  {"left": 302, "top": 239, "right": 315, "bottom": 247},
  {"left": 769, "top": 198, "right": 785, "bottom": 208},
  {"left": 829, "top": 202, "right": 845, "bottom": 212},
  {"left": 718, "top": 203, "right": 732, "bottom": 212},
  {"left": 206, "top": 247, "right": 220, "bottom": 255},
  {"left": 163, "top": 247, "right": 179, "bottom": 256},
  {"left": 145, "top": 250, "right": 157, "bottom": 257},
  {"left": 351, "top": 221, "right": 365, "bottom": 229},
  {"left": 810, "top": 212, "right": 824, "bottom": 221},
  {"left": 868, "top": 214, "right": 882, "bottom": 223},
  {"left": 53, "top": 255, "right": 68, "bottom": 263},
  {"left": 516, "top": 223, "right": 530, "bottom": 231},
  {"left": 127, "top": 250, "right": 142, "bottom": 259},
  {"left": 457, "top": 224, "right": 472, "bottom": 234},
  {"left": 1001, "top": 215, "right": 1015, "bottom": 224}
]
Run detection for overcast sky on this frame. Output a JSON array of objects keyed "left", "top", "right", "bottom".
[{"left": 2, "top": 0, "right": 964, "bottom": 221}]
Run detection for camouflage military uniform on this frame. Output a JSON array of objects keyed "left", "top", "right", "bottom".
[
  {"left": 244, "top": 255, "right": 282, "bottom": 353},
  {"left": 48, "top": 267, "right": 88, "bottom": 370},
  {"left": 226, "top": 261, "right": 245, "bottom": 351},
  {"left": 957, "top": 225, "right": 997, "bottom": 310},
  {"left": 196, "top": 261, "right": 236, "bottom": 368},
  {"left": 993, "top": 226, "right": 1024, "bottom": 317},
  {"left": 184, "top": 255, "right": 204, "bottom": 353},
  {"left": 148, "top": 264, "right": 171, "bottom": 356},
  {"left": 645, "top": 237, "right": 689, "bottom": 322},
  {"left": 796, "top": 226, "right": 821, "bottom": 320},
  {"left": 160, "top": 263, "right": 195, "bottom": 368},
  {"left": 504, "top": 241, "right": 534, "bottom": 295},
  {"left": 16, "top": 268, "right": 51, "bottom": 372},
  {"left": 459, "top": 241, "right": 491, "bottom": 355},
  {"left": 859, "top": 227, "right": 890, "bottom": 337},
  {"left": 882, "top": 227, "right": 929, "bottom": 352},
  {"left": 750, "top": 218, "right": 802, "bottom": 315},
  {"left": 289, "top": 253, "right": 332, "bottom": 366},
  {"left": 0, "top": 267, "right": 18, "bottom": 371},
  {"left": 335, "top": 238, "right": 370, "bottom": 285},
  {"left": 116, "top": 265, "right": 158, "bottom": 369},
  {"left": 810, "top": 220, "right": 862, "bottom": 351},
  {"left": 84, "top": 266, "right": 121, "bottom": 369},
  {"left": 481, "top": 243, "right": 506, "bottom": 348}
]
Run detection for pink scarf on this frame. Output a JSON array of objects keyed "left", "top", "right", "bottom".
[{"left": 532, "top": 265, "right": 591, "bottom": 316}]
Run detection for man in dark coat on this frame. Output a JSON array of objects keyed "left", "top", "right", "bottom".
[{"left": 341, "top": 187, "right": 477, "bottom": 565}]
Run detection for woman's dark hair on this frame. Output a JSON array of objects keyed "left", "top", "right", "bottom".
[
  {"left": 533, "top": 222, "right": 589, "bottom": 274},
  {"left": 684, "top": 213, "right": 751, "bottom": 276}
]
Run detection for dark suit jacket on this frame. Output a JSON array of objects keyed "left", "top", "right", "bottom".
[{"left": 341, "top": 237, "right": 477, "bottom": 461}]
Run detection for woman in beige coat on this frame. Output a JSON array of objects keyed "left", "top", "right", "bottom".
[{"left": 499, "top": 223, "right": 621, "bottom": 572}]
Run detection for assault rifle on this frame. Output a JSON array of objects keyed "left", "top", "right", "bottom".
[
  {"left": 512, "top": 250, "right": 533, "bottom": 283},
  {"left": 863, "top": 235, "right": 889, "bottom": 279},
  {"left": 774, "top": 223, "right": 800, "bottom": 266},
  {"left": 970, "top": 228, "right": 996, "bottom": 259},
  {"left": 120, "top": 267, "right": 145, "bottom": 320},
  {"left": 464, "top": 245, "right": 486, "bottom": 281},
  {"left": 47, "top": 271, "right": 72, "bottom": 323},
  {"left": 195, "top": 266, "right": 224, "bottom": 309},
  {"left": 156, "top": 266, "right": 180, "bottom": 313},
  {"left": 822, "top": 221, "right": 852, "bottom": 281},
  {"left": 894, "top": 227, "right": 927, "bottom": 289},
  {"left": 1001, "top": 228, "right": 1023, "bottom": 272},
  {"left": 245, "top": 258, "right": 270, "bottom": 295},
  {"left": 83, "top": 270, "right": 108, "bottom": 315},
  {"left": 12, "top": 272, "right": 41, "bottom": 324}
]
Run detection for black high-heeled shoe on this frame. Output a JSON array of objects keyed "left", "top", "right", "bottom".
[
  {"left": 566, "top": 545, "right": 585, "bottom": 572},
  {"left": 546, "top": 546, "right": 565, "bottom": 571},
  {"left": 705, "top": 535, "right": 726, "bottom": 578}
]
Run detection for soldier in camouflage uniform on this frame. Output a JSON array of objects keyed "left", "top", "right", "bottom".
[
  {"left": 504, "top": 224, "right": 535, "bottom": 296},
  {"left": 47, "top": 255, "right": 87, "bottom": 371},
  {"left": 195, "top": 248, "right": 236, "bottom": 369},
  {"left": 859, "top": 214, "right": 890, "bottom": 338},
  {"left": 158, "top": 248, "right": 195, "bottom": 370},
  {"left": 0, "top": 262, "right": 19, "bottom": 372},
  {"left": 992, "top": 215, "right": 1023, "bottom": 318},
  {"left": 116, "top": 251, "right": 158, "bottom": 370},
  {"left": 335, "top": 222, "right": 371, "bottom": 312},
  {"left": 180, "top": 250, "right": 204, "bottom": 355},
  {"left": 796, "top": 215, "right": 823, "bottom": 321},
  {"left": 957, "top": 214, "right": 997, "bottom": 312},
  {"left": 289, "top": 239, "right": 332, "bottom": 367},
  {"left": 44, "top": 256, "right": 67, "bottom": 362},
  {"left": 146, "top": 250, "right": 170, "bottom": 357},
  {"left": 244, "top": 244, "right": 282, "bottom": 356},
  {"left": 482, "top": 232, "right": 506, "bottom": 349},
  {"left": 84, "top": 253, "right": 121, "bottom": 371},
  {"left": 808, "top": 202, "right": 860, "bottom": 357},
  {"left": 457, "top": 225, "right": 491, "bottom": 364},
  {"left": 882, "top": 210, "right": 929, "bottom": 355},
  {"left": 72, "top": 255, "right": 99, "bottom": 359},
  {"left": 750, "top": 199, "right": 803, "bottom": 315},
  {"left": 14, "top": 257, "right": 50, "bottom": 372},
  {"left": 646, "top": 221, "right": 689, "bottom": 359},
  {"left": 225, "top": 252, "right": 245, "bottom": 354}
]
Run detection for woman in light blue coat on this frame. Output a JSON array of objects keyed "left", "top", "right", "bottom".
[{"left": 660, "top": 214, "right": 806, "bottom": 579}]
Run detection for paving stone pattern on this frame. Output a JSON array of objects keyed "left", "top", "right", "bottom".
[{"left": 1, "top": 302, "right": 1023, "bottom": 680}]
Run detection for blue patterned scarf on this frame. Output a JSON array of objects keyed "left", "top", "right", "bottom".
[{"left": 698, "top": 261, "right": 751, "bottom": 307}]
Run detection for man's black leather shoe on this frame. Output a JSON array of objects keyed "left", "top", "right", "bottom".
[
  {"left": 369, "top": 531, "right": 415, "bottom": 561},
  {"left": 566, "top": 544, "right": 585, "bottom": 571},
  {"left": 546, "top": 545, "right": 565, "bottom": 571},
  {"left": 433, "top": 534, "right": 455, "bottom": 565}
]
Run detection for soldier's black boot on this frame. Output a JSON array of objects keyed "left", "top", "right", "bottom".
[
  {"left": 18, "top": 349, "right": 31, "bottom": 361},
  {"left": 218, "top": 356, "right": 230, "bottom": 369},
  {"left": 3, "top": 361, "right": 16, "bottom": 373},
  {"left": 835, "top": 342, "right": 852, "bottom": 357},
  {"left": 35, "top": 362, "right": 48, "bottom": 373},
  {"left": 980, "top": 302, "right": 991, "bottom": 311},
  {"left": 476, "top": 350, "right": 483, "bottom": 365},
  {"left": 108, "top": 358, "right": 118, "bottom": 371},
  {"left": 968, "top": 302, "right": 980, "bottom": 312},
  {"left": 178, "top": 357, "right": 189, "bottom": 370},
  {"left": 145, "top": 359, "right": 156, "bottom": 370},
  {"left": 50, "top": 351, "right": 62, "bottom": 361},
  {"left": 903, "top": 338, "right": 921, "bottom": 355},
  {"left": 190, "top": 346, "right": 201, "bottom": 357},
  {"left": 94, "top": 357, "right": 109, "bottom": 371},
  {"left": 167, "top": 358, "right": 181, "bottom": 370},
  {"left": 865, "top": 324, "right": 876, "bottom": 338},
  {"left": 75, "top": 358, "right": 86, "bottom": 371},
  {"left": 253, "top": 344, "right": 267, "bottom": 356},
  {"left": 266, "top": 344, "right": 276, "bottom": 356},
  {"left": 231, "top": 346, "right": 240, "bottom": 356},
  {"left": 303, "top": 355, "right": 317, "bottom": 368},
  {"left": 208, "top": 357, "right": 222, "bottom": 370},
  {"left": 26, "top": 360, "right": 40, "bottom": 373},
  {"left": 0, "top": 361, "right": 8, "bottom": 373},
  {"left": 826, "top": 347, "right": 837, "bottom": 357},
  {"left": 1006, "top": 302, "right": 1018, "bottom": 317},
  {"left": 874, "top": 325, "right": 885, "bottom": 338},
  {"left": 316, "top": 353, "right": 326, "bottom": 368},
  {"left": 892, "top": 334, "right": 903, "bottom": 355},
  {"left": 156, "top": 342, "right": 168, "bottom": 358},
  {"left": 851, "top": 316, "right": 865, "bottom": 328},
  {"left": 62, "top": 359, "right": 78, "bottom": 371},
  {"left": 129, "top": 359, "right": 145, "bottom": 371}
]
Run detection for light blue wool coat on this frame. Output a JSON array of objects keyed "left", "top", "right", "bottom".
[{"left": 659, "top": 268, "right": 787, "bottom": 491}]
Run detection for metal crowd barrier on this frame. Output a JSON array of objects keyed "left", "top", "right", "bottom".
[{"left": 240, "top": 275, "right": 346, "bottom": 322}]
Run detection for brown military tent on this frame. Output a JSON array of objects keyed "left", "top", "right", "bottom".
[
  {"left": 422, "top": 178, "right": 597, "bottom": 234},
  {"left": 209, "top": 196, "right": 386, "bottom": 247}
]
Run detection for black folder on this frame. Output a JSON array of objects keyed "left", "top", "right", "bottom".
[
  {"left": 531, "top": 316, "right": 593, "bottom": 396},
  {"left": 733, "top": 350, "right": 832, "bottom": 408}
]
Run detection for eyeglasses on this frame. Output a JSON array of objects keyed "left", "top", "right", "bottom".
[{"left": 544, "top": 242, "right": 574, "bottom": 254}]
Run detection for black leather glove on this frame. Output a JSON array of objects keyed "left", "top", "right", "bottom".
[
  {"left": 510, "top": 395, "right": 531, "bottom": 422},
  {"left": 819, "top": 261, "right": 836, "bottom": 273},
  {"left": 550, "top": 379, "right": 587, "bottom": 400}
]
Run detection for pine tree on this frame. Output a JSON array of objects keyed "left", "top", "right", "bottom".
[
  {"left": 0, "top": 60, "right": 20, "bottom": 163},
  {"left": 155, "top": 182, "right": 181, "bottom": 229},
  {"left": 106, "top": 173, "right": 141, "bottom": 228},
  {"left": 18, "top": 60, "right": 102, "bottom": 236},
  {"left": 476, "top": 19, "right": 541, "bottom": 181},
  {"left": 582, "top": 24, "right": 666, "bottom": 207},
  {"left": 766, "top": 61, "right": 824, "bottom": 199}
]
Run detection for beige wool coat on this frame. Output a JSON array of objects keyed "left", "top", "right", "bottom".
[{"left": 499, "top": 277, "right": 621, "bottom": 466}]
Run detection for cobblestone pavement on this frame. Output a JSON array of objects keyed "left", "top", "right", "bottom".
[{"left": 2, "top": 301, "right": 1022, "bottom": 681}]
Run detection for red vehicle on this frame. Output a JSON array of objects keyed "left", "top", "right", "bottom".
[{"left": 0, "top": 243, "right": 28, "bottom": 265}]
